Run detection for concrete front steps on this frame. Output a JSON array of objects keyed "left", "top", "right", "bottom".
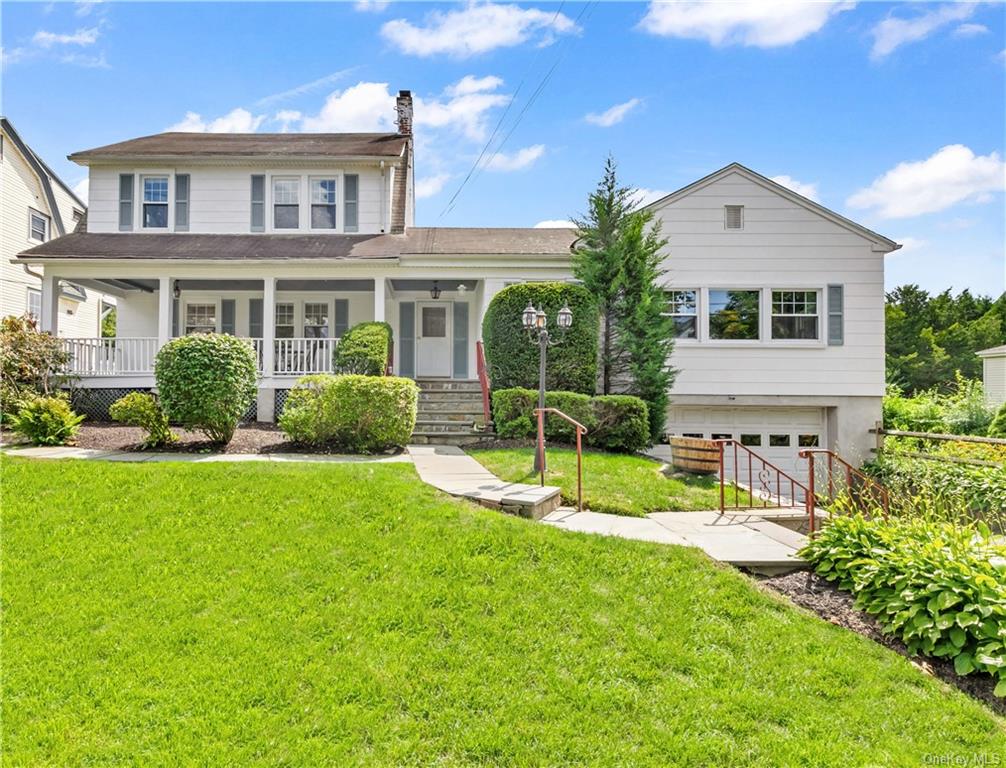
[{"left": 411, "top": 378, "right": 495, "bottom": 446}]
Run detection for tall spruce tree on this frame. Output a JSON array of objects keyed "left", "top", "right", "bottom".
[
  {"left": 616, "top": 211, "right": 676, "bottom": 441},
  {"left": 571, "top": 157, "right": 634, "bottom": 394}
]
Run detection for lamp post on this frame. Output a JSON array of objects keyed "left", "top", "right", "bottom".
[{"left": 522, "top": 300, "right": 573, "bottom": 472}]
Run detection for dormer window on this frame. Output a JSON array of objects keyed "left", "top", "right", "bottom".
[
  {"left": 142, "top": 176, "right": 169, "bottom": 228},
  {"left": 310, "top": 178, "right": 337, "bottom": 229},
  {"left": 724, "top": 205, "right": 744, "bottom": 230},
  {"left": 273, "top": 177, "right": 300, "bottom": 229}
]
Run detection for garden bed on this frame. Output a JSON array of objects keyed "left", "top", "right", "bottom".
[{"left": 761, "top": 571, "right": 1005, "bottom": 715}]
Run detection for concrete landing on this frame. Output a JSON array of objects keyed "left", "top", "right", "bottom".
[
  {"left": 543, "top": 508, "right": 807, "bottom": 574},
  {"left": 408, "top": 444, "right": 561, "bottom": 519}
]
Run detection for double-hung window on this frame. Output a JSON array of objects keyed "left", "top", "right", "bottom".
[
  {"left": 275, "top": 303, "right": 295, "bottom": 338},
  {"left": 29, "top": 209, "right": 49, "bottom": 241},
  {"left": 310, "top": 178, "right": 337, "bottom": 229},
  {"left": 303, "top": 302, "right": 329, "bottom": 338},
  {"left": 665, "top": 290, "right": 698, "bottom": 339},
  {"left": 184, "top": 303, "right": 217, "bottom": 334},
  {"left": 771, "top": 290, "right": 819, "bottom": 340},
  {"left": 273, "top": 178, "right": 300, "bottom": 229},
  {"left": 709, "top": 289, "right": 760, "bottom": 340},
  {"left": 142, "top": 176, "right": 169, "bottom": 228}
]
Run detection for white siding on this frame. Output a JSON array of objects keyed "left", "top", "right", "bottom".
[
  {"left": 88, "top": 165, "right": 388, "bottom": 235},
  {"left": 650, "top": 171, "right": 886, "bottom": 399},
  {"left": 984, "top": 356, "right": 1006, "bottom": 407}
]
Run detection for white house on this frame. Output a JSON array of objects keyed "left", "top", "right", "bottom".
[
  {"left": 2, "top": 117, "right": 113, "bottom": 336},
  {"left": 16, "top": 89, "right": 900, "bottom": 471},
  {"left": 978, "top": 345, "right": 1006, "bottom": 407}
]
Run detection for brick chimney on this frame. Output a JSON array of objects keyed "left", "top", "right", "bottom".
[{"left": 395, "top": 90, "right": 413, "bottom": 136}]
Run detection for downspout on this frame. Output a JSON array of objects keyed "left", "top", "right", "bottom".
[
  {"left": 380, "top": 160, "right": 386, "bottom": 233},
  {"left": 23, "top": 264, "right": 44, "bottom": 281}
]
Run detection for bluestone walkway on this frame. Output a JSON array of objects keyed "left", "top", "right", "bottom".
[{"left": 1, "top": 445, "right": 409, "bottom": 464}]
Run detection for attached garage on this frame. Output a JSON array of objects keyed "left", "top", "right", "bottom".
[{"left": 667, "top": 406, "right": 827, "bottom": 484}]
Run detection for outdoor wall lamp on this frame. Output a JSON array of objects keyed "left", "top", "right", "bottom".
[
  {"left": 172, "top": 280, "right": 181, "bottom": 299},
  {"left": 430, "top": 281, "right": 442, "bottom": 300}
]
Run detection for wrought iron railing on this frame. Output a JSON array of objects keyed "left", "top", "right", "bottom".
[
  {"left": 801, "top": 448, "right": 890, "bottom": 527},
  {"left": 534, "top": 407, "right": 588, "bottom": 513},
  {"left": 716, "top": 438, "right": 813, "bottom": 522}
]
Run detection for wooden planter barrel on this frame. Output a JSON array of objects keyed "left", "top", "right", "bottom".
[{"left": 669, "top": 436, "right": 720, "bottom": 475}]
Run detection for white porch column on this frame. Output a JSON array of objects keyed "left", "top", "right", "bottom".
[
  {"left": 39, "top": 271, "right": 60, "bottom": 334},
  {"left": 373, "top": 276, "right": 386, "bottom": 322},
  {"left": 157, "top": 277, "right": 172, "bottom": 348},
  {"left": 262, "top": 276, "right": 276, "bottom": 376},
  {"left": 477, "top": 279, "right": 505, "bottom": 340}
]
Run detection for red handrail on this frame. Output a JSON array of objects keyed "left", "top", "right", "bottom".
[
  {"left": 475, "top": 340, "right": 491, "bottom": 426},
  {"left": 800, "top": 448, "right": 890, "bottom": 529},
  {"left": 715, "top": 439, "right": 814, "bottom": 528},
  {"left": 534, "top": 407, "right": 588, "bottom": 513}
]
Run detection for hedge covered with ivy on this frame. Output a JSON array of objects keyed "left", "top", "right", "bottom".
[
  {"left": 482, "top": 282, "right": 598, "bottom": 394},
  {"left": 334, "top": 322, "right": 393, "bottom": 376}
]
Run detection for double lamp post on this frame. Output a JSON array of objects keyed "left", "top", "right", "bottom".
[{"left": 521, "top": 300, "right": 573, "bottom": 472}]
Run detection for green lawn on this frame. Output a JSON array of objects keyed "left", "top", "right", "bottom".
[
  {"left": 471, "top": 446, "right": 721, "bottom": 516},
  {"left": 4, "top": 458, "right": 1002, "bottom": 765}
]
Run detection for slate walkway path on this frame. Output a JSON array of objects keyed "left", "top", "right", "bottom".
[{"left": 1, "top": 445, "right": 409, "bottom": 464}]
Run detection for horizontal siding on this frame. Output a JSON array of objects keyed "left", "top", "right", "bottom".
[
  {"left": 654, "top": 170, "right": 886, "bottom": 398},
  {"left": 985, "top": 358, "right": 1006, "bottom": 406}
]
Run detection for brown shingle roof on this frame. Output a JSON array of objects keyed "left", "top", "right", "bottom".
[
  {"left": 69, "top": 132, "right": 408, "bottom": 163},
  {"left": 17, "top": 228, "right": 576, "bottom": 261}
]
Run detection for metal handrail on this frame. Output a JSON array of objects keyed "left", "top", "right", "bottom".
[
  {"left": 534, "top": 407, "right": 588, "bottom": 513},
  {"left": 800, "top": 448, "right": 890, "bottom": 530},
  {"left": 715, "top": 439, "right": 813, "bottom": 526},
  {"left": 475, "top": 340, "right": 492, "bottom": 426}
]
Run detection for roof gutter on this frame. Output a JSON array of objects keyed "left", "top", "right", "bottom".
[{"left": 71, "top": 153, "right": 406, "bottom": 166}]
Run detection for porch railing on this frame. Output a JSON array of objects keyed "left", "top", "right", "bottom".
[{"left": 59, "top": 337, "right": 339, "bottom": 377}]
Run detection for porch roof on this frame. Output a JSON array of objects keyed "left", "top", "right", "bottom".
[{"left": 16, "top": 228, "right": 577, "bottom": 262}]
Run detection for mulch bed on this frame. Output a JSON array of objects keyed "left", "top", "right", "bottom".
[{"left": 760, "top": 570, "right": 1005, "bottom": 715}]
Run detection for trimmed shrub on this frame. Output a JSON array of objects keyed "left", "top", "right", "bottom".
[
  {"left": 109, "top": 392, "right": 176, "bottom": 449},
  {"left": 10, "top": 395, "right": 85, "bottom": 446},
  {"left": 155, "top": 333, "right": 258, "bottom": 444},
  {"left": 279, "top": 374, "right": 418, "bottom": 452},
  {"left": 591, "top": 395, "right": 650, "bottom": 452},
  {"left": 801, "top": 515, "right": 1006, "bottom": 697},
  {"left": 0, "top": 315, "right": 70, "bottom": 423},
  {"left": 334, "top": 322, "right": 393, "bottom": 376},
  {"left": 482, "top": 282, "right": 598, "bottom": 394},
  {"left": 491, "top": 387, "right": 650, "bottom": 453}
]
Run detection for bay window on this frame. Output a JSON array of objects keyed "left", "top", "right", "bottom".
[
  {"left": 709, "top": 289, "right": 760, "bottom": 340},
  {"left": 771, "top": 290, "right": 819, "bottom": 340}
]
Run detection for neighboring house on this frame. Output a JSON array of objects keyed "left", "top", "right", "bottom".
[
  {"left": 16, "top": 89, "right": 899, "bottom": 473},
  {"left": 1, "top": 117, "right": 112, "bottom": 335},
  {"left": 978, "top": 345, "right": 1006, "bottom": 407}
]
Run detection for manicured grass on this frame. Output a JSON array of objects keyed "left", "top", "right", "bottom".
[
  {"left": 471, "top": 446, "right": 721, "bottom": 516},
  {"left": 3, "top": 457, "right": 1003, "bottom": 765}
]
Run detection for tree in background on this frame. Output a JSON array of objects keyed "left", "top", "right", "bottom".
[
  {"left": 886, "top": 285, "right": 1005, "bottom": 393},
  {"left": 572, "top": 157, "right": 676, "bottom": 441}
]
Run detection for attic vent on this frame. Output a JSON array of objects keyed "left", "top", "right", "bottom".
[{"left": 724, "top": 205, "right": 744, "bottom": 230}]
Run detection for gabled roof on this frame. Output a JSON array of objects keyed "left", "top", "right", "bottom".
[
  {"left": 643, "top": 162, "right": 900, "bottom": 252},
  {"left": 977, "top": 345, "right": 1006, "bottom": 358},
  {"left": 1, "top": 117, "right": 87, "bottom": 236},
  {"left": 68, "top": 132, "right": 408, "bottom": 164}
]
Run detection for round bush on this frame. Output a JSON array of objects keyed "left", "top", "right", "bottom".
[
  {"left": 109, "top": 391, "right": 176, "bottom": 449},
  {"left": 334, "top": 322, "right": 392, "bottom": 375},
  {"left": 279, "top": 374, "right": 418, "bottom": 452},
  {"left": 482, "top": 282, "right": 598, "bottom": 394},
  {"left": 154, "top": 334, "right": 257, "bottom": 444},
  {"left": 10, "top": 395, "right": 85, "bottom": 446}
]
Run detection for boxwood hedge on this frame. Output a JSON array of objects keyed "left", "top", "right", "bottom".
[
  {"left": 334, "top": 322, "right": 392, "bottom": 376},
  {"left": 482, "top": 282, "right": 598, "bottom": 394},
  {"left": 278, "top": 374, "right": 418, "bottom": 452}
]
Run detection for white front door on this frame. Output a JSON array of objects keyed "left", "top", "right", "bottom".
[{"left": 416, "top": 302, "right": 451, "bottom": 377}]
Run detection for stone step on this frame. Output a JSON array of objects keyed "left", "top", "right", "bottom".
[
  {"left": 409, "top": 433, "right": 495, "bottom": 447},
  {"left": 413, "top": 420, "right": 478, "bottom": 433},
  {"left": 419, "top": 390, "right": 484, "bottom": 402},
  {"left": 416, "top": 402, "right": 486, "bottom": 415},
  {"left": 416, "top": 379, "right": 483, "bottom": 392},
  {"left": 415, "top": 412, "right": 484, "bottom": 424}
]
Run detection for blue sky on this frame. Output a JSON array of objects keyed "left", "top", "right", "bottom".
[{"left": 3, "top": 1, "right": 1004, "bottom": 296}]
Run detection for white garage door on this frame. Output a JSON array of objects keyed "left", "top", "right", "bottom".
[{"left": 667, "top": 406, "right": 826, "bottom": 485}]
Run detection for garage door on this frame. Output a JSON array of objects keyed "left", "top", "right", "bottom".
[{"left": 667, "top": 406, "right": 826, "bottom": 485}]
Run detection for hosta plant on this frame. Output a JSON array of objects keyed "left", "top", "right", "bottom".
[{"left": 801, "top": 515, "right": 1006, "bottom": 696}]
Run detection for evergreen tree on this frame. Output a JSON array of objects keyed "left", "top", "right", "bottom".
[{"left": 615, "top": 211, "right": 676, "bottom": 441}]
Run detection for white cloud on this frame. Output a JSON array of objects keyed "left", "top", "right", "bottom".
[
  {"left": 870, "top": 2, "right": 976, "bottom": 59},
  {"left": 953, "top": 22, "right": 988, "bottom": 38},
  {"left": 769, "top": 174, "right": 819, "bottom": 202},
  {"left": 167, "top": 107, "right": 266, "bottom": 133},
  {"left": 483, "top": 144, "right": 545, "bottom": 172},
  {"left": 300, "top": 82, "right": 397, "bottom": 132},
  {"left": 639, "top": 1, "right": 853, "bottom": 48},
  {"left": 1, "top": 47, "right": 30, "bottom": 66},
  {"left": 72, "top": 177, "right": 89, "bottom": 205},
  {"left": 584, "top": 98, "right": 641, "bottom": 128},
  {"left": 254, "top": 69, "right": 355, "bottom": 108},
  {"left": 354, "top": 0, "right": 389, "bottom": 11},
  {"left": 381, "top": 3, "right": 578, "bottom": 58},
  {"left": 415, "top": 173, "right": 452, "bottom": 199},
  {"left": 892, "top": 236, "right": 926, "bottom": 255},
  {"left": 534, "top": 219, "right": 575, "bottom": 228},
  {"left": 630, "top": 187, "right": 670, "bottom": 208},
  {"left": 32, "top": 27, "right": 99, "bottom": 47},
  {"left": 274, "top": 110, "right": 302, "bottom": 132},
  {"left": 59, "top": 51, "right": 108, "bottom": 68},
  {"left": 446, "top": 74, "right": 504, "bottom": 97},
  {"left": 75, "top": 1, "right": 101, "bottom": 16},
  {"left": 847, "top": 145, "right": 1006, "bottom": 219}
]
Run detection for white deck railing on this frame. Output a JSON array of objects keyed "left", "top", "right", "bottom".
[{"left": 59, "top": 337, "right": 338, "bottom": 377}]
